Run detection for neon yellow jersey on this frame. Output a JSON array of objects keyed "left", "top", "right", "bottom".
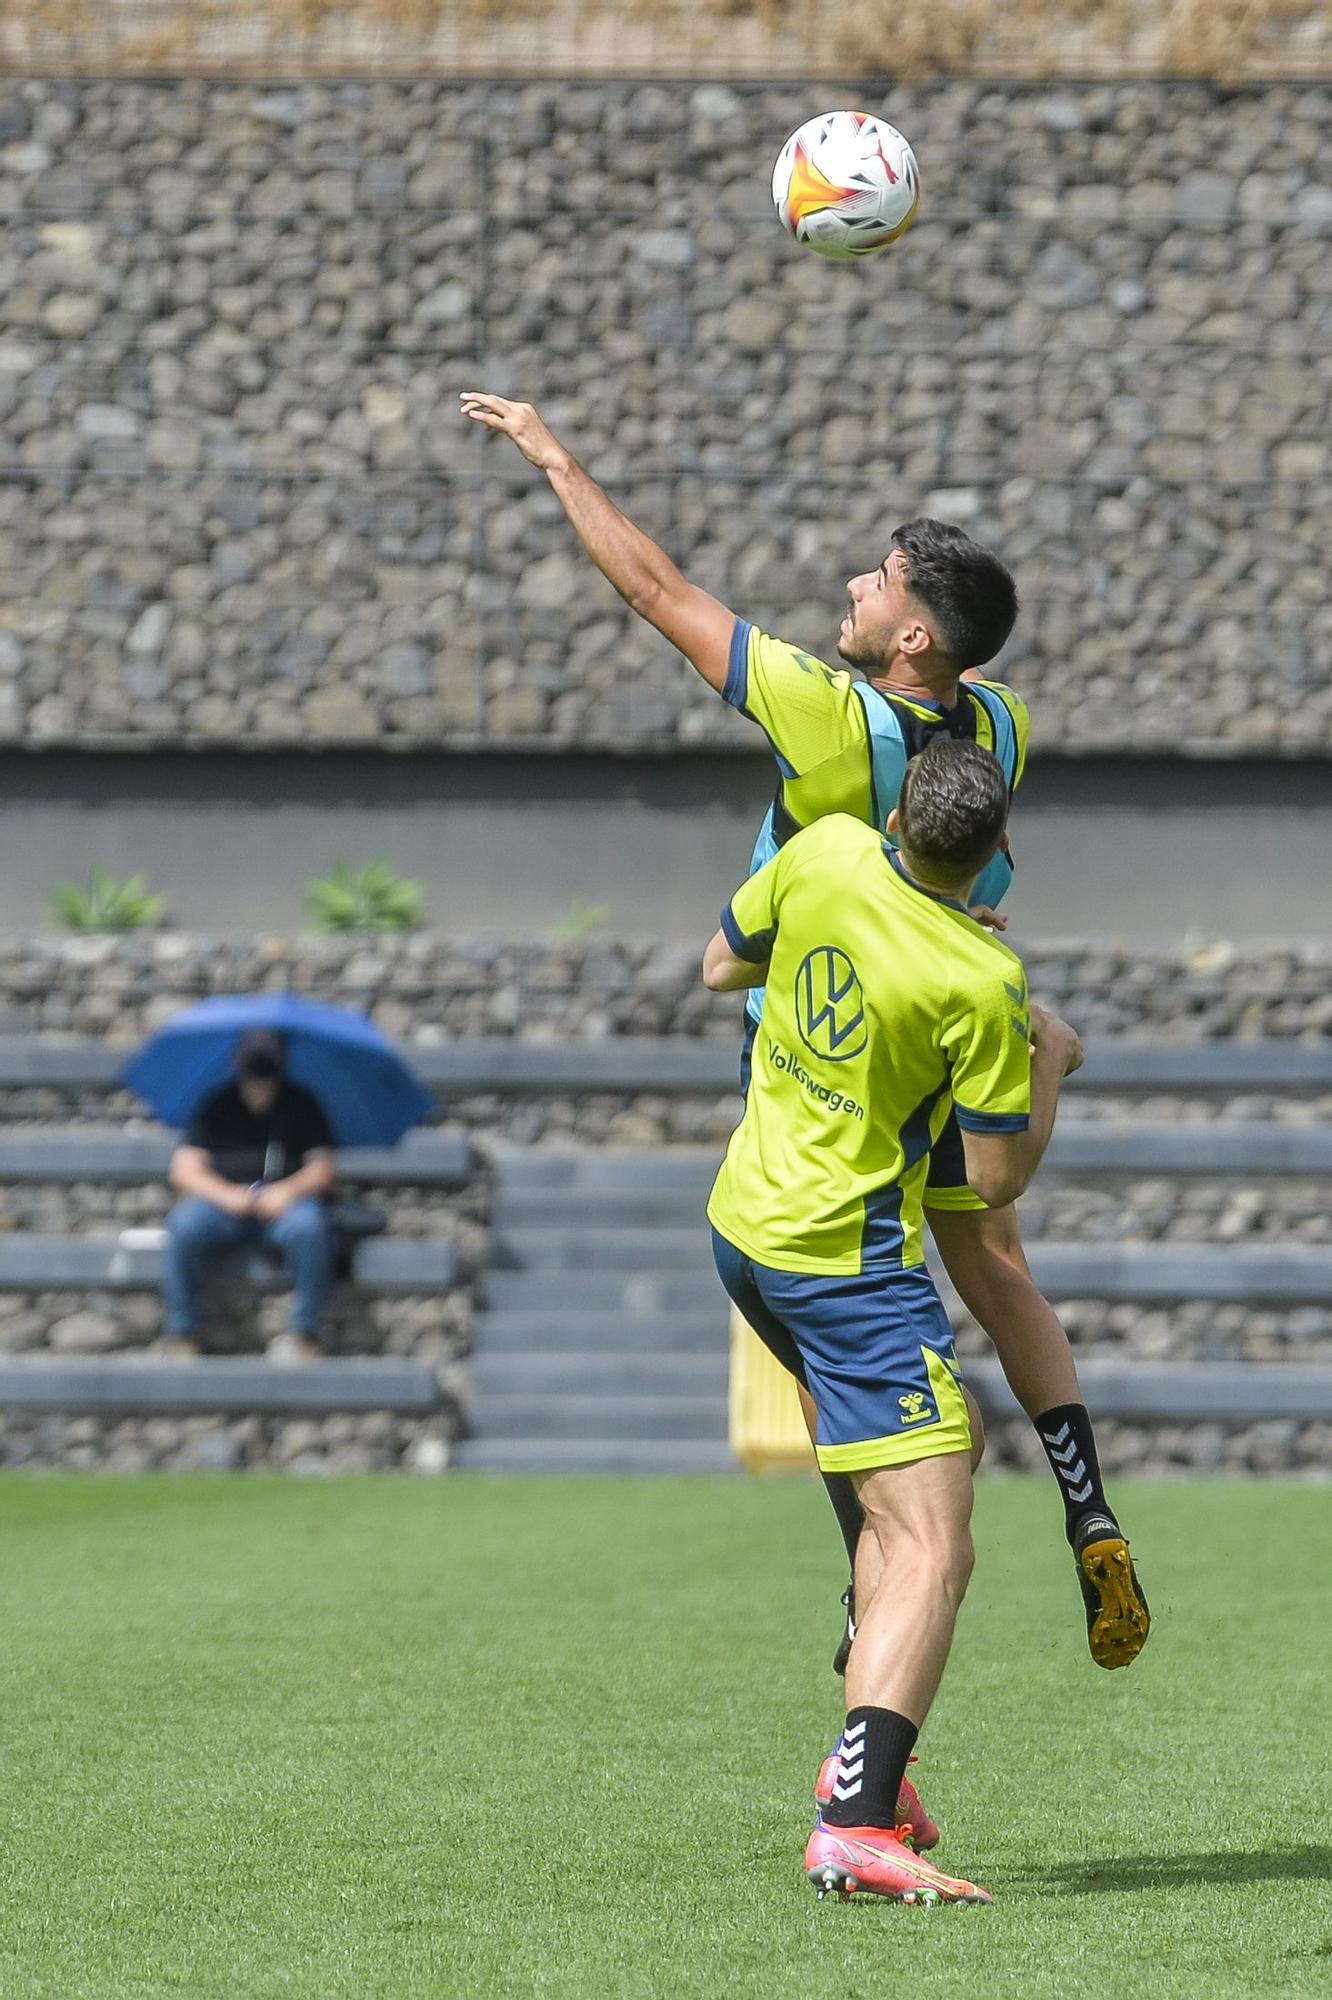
[
  {"left": 723, "top": 618, "right": 1030, "bottom": 917},
  {"left": 706, "top": 815, "right": 1033, "bottom": 1276}
]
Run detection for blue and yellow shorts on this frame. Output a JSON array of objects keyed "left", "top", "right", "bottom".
[{"left": 711, "top": 1228, "right": 972, "bottom": 1474}]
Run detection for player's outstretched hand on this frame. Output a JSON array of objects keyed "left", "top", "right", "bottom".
[
  {"left": 1029, "top": 1002, "right": 1084, "bottom": 1077},
  {"left": 459, "top": 391, "right": 568, "bottom": 473}
]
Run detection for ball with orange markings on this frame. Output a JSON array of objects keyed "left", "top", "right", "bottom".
[{"left": 772, "top": 111, "right": 920, "bottom": 261}]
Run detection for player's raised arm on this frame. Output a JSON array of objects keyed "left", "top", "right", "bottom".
[{"left": 459, "top": 392, "right": 735, "bottom": 692}]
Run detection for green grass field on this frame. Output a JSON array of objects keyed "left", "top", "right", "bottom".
[{"left": 0, "top": 1474, "right": 1327, "bottom": 1999}]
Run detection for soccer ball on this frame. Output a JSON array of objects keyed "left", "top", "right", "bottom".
[{"left": 772, "top": 110, "right": 921, "bottom": 261}]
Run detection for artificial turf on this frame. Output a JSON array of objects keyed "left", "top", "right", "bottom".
[{"left": 0, "top": 1473, "right": 1326, "bottom": 1998}]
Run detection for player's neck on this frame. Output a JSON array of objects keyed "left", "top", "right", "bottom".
[
  {"left": 892, "top": 846, "right": 973, "bottom": 905},
  {"left": 869, "top": 661, "right": 960, "bottom": 709}
]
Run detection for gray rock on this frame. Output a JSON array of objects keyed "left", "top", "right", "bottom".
[
  {"left": 126, "top": 604, "right": 171, "bottom": 654},
  {"left": 691, "top": 86, "right": 743, "bottom": 122},
  {"left": 178, "top": 1429, "right": 247, "bottom": 1472},
  {"left": 633, "top": 230, "right": 697, "bottom": 271},
  {"left": 42, "top": 292, "right": 102, "bottom": 337},
  {"left": 1030, "top": 241, "right": 1102, "bottom": 307},
  {"left": 76, "top": 403, "right": 141, "bottom": 440},
  {"left": 381, "top": 641, "right": 433, "bottom": 696},
  {"left": 418, "top": 282, "right": 471, "bottom": 325},
  {"left": 1293, "top": 183, "right": 1332, "bottom": 225},
  {"left": 1176, "top": 170, "right": 1237, "bottom": 224},
  {"left": 251, "top": 92, "right": 305, "bottom": 128},
  {"left": 48, "top": 1310, "right": 119, "bottom": 1353}
]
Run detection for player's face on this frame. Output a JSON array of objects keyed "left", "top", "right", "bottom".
[{"left": 838, "top": 548, "right": 916, "bottom": 667}]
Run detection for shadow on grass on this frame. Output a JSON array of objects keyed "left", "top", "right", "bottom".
[{"left": 1039, "top": 1846, "right": 1332, "bottom": 1894}]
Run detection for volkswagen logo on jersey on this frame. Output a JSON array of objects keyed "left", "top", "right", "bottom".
[{"left": 794, "top": 946, "right": 869, "bottom": 1063}]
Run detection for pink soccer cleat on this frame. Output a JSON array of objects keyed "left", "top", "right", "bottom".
[
  {"left": 805, "top": 1820, "right": 992, "bottom": 1905},
  {"left": 815, "top": 1751, "right": 940, "bottom": 1852}
]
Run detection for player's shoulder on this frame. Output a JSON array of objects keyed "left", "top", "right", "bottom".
[
  {"left": 746, "top": 624, "right": 854, "bottom": 691},
  {"left": 966, "top": 674, "right": 1028, "bottom": 723},
  {"left": 799, "top": 810, "right": 879, "bottom": 852},
  {"left": 953, "top": 916, "right": 1027, "bottom": 993},
  {"left": 781, "top": 810, "right": 877, "bottom": 871}
]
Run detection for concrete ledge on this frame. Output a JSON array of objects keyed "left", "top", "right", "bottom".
[
  {"left": 967, "top": 1357, "right": 1332, "bottom": 1422},
  {"left": 1024, "top": 1242, "right": 1332, "bottom": 1305},
  {"left": 0, "top": 1126, "right": 475, "bottom": 1184},
  {"left": 0, "top": 1235, "right": 459, "bottom": 1293},
  {"left": 0, "top": 1357, "right": 443, "bottom": 1416},
  {"left": 3, "top": 1036, "right": 1330, "bottom": 1098}
]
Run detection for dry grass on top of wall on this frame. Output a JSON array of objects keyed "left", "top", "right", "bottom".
[{"left": 3, "top": 0, "right": 1329, "bottom": 80}]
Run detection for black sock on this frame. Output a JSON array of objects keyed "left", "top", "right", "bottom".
[
  {"left": 821, "top": 1707, "right": 919, "bottom": 1830},
  {"left": 1035, "top": 1402, "right": 1116, "bottom": 1545},
  {"left": 820, "top": 1470, "right": 864, "bottom": 1571}
]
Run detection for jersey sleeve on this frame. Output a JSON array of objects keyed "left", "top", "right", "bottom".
[
  {"left": 723, "top": 619, "right": 866, "bottom": 779},
  {"left": 720, "top": 849, "right": 782, "bottom": 963},
  {"left": 940, "top": 955, "right": 1032, "bottom": 1132}
]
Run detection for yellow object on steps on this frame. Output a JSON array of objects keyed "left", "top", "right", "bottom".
[{"left": 728, "top": 1306, "right": 813, "bottom": 1473}]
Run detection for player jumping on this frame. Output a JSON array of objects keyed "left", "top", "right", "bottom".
[
  {"left": 460, "top": 389, "right": 1149, "bottom": 1673},
  {"left": 706, "top": 740, "right": 1083, "bottom": 1902}
]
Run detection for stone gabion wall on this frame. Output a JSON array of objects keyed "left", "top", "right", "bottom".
[
  {"left": 1, "top": 929, "right": 1328, "bottom": 1048},
  {"left": 0, "top": 78, "right": 1328, "bottom": 754}
]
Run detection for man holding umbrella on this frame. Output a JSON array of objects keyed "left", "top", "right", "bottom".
[
  {"left": 126, "top": 995, "right": 435, "bottom": 1362},
  {"left": 164, "top": 1029, "right": 337, "bottom": 1362}
]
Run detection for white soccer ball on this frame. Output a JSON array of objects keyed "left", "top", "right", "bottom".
[{"left": 772, "top": 110, "right": 921, "bottom": 261}]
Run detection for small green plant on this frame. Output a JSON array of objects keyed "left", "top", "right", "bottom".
[
  {"left": 51, "top": 867, "right": 166, "bottom": 933},
  {"left": 307, "top": 859, "right": 424, "bottom": 933},
  {"left": 548, "top": 900, "right": 608, "bottom": 942}
]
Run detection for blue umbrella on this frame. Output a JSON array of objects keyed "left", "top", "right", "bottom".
[{"left": 120, "top": 994, "right": 435, "bottom": 1148}]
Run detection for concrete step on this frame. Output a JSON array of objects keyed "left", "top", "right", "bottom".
[
  {"left": 453, "top": 1436, "right": 738, "bottom": 1474},
  {"left": 495, "top": 1226, "right": 712, "bottom": 1273},
  {"left": 472, "top": 1352, "right": 728, "bottom": 1396},
  {"left": 467, "top": 1392, "right": 728, "bottom": 1442},
  {"left": 493, "top": 1191, "right": 707, "bottom": 1231},
  {"left": 0, "top": 1233, "right": 459, "bottom": 1294},
  {"left": 494, "top": 1148, "right": 719, "bottom": 1195},
  {"left": 0, "top": 1125, "right": 476, "bottom": 1185},
  {"left": 475, "top": 1309, "right": 726, "bottom": 1353},
  {"left": 0, "top": 1356, "right": 442, "bottom": 1416},
  {"left": 482, "top": 1271, "right": 725, "bottom": 1313}
]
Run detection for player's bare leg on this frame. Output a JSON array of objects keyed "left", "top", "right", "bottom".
[
  {"left": 806, "top": 1448, "right": 992, "bottom": 1905},
  {"left": 817, "top": 1388, "right": 984, "bottom": 1844},
  {"left": 796, "top": 1382, "right": 865, "bottom": 1673},
  {"left": 928, "top": 1202, "right": 1150, "bottom": 1668}
]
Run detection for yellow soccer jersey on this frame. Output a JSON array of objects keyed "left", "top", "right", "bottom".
[
  {"left": 723, "top": 617, "right": 1029, "bottom": 916},
  {"left": 706, "top": 815, "right": 1033, "bottom": 1276}
]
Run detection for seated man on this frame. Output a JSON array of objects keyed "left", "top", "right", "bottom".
[
  {"left": 704, "top": 741, "right": 1088, "bottom": 1904},
  {"left": 163, "top": 1030, "right": 336, "bottom": 1362}
]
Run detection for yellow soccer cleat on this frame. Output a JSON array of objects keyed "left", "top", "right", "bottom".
[{"left": 1075, "top": 1518, "right": 1151, "bottom": 1669}]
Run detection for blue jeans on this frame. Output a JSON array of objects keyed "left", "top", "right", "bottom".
[{"left": 164, "top": 1195, "right": 333, "bottom": 1341}]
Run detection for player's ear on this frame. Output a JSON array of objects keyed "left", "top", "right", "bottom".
[
  {"left": 899, "top": 616, "right": 931, "bottom": 659},
  {"left": 885, "top": 806, "right": 901, "bottom": 836}
]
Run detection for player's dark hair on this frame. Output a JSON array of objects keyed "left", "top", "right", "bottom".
[
  {"left": 897, "top": 740, "right": 1009, "bottom": 884},
  {"left": 891, "top": 518, "right": 1018, "bottom": 668}
]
